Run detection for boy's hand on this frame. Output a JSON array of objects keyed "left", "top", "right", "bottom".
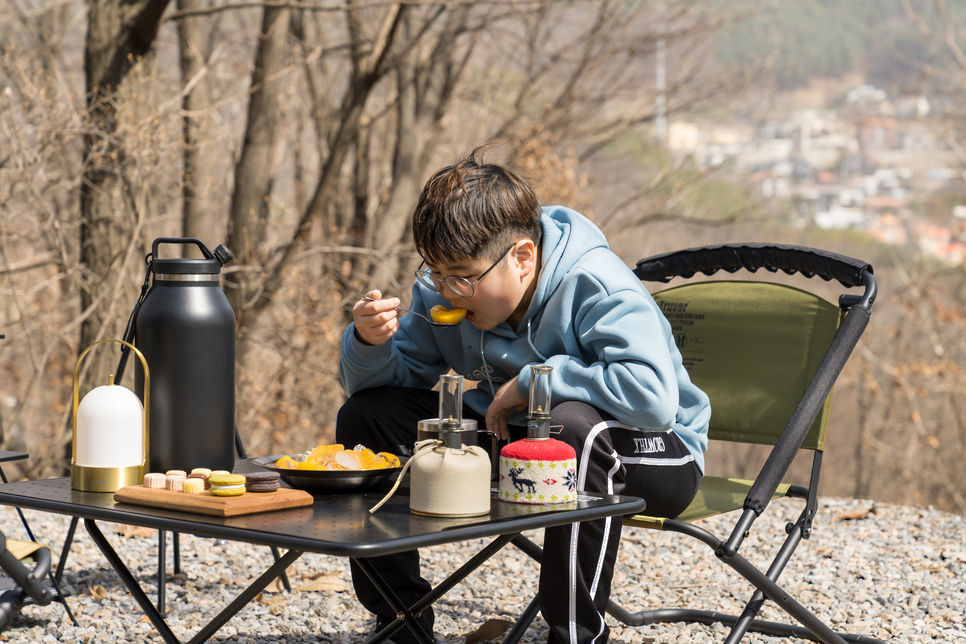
[
  {"left": 486, "top": 376, "right": 527, "bottom": 441},
  {"left": 352, "top": 291, "right": 400, "bottom": 346}
]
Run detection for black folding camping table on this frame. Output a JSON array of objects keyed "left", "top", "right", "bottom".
[{"left": 0, "top": 460, "right": 644, "bottom": 644}]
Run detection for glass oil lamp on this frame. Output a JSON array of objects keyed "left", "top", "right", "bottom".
[
  {"left": 437, "top": 374, "right": 464, "bottom": 448},
  {"left": 527, "top": 365, "right": 553, "bottom": 440}
]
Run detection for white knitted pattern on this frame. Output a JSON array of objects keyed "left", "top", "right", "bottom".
[{"left": 499, "top": 456, "right": 577, "bottom": 504}]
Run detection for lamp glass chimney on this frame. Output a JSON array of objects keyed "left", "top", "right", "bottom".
[
  {"left": 438, "top": 374, "right": 463, "bottom": 431},
  {"left": 528, "top": 365, "right": 553, "bottom": 420}
]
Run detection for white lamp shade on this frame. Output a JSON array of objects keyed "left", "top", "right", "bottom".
[{"left": 75, "top": 385, "right": 144, "bottom": 468}]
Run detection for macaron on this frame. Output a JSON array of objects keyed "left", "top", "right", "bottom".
[
  {"left": 246, "top": 471, "right": 280, "bottom": 493},
  {"left": 143, "top": 473, "right": 165, "bottom": 489},
  {"left": 182, "top": 478, "right": 205, "bottom": 494},
  {"left": 209, "top": 473, "right": 246, "bottom": 497}
]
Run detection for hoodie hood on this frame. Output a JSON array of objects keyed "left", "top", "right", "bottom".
[{"left": 489, "top": 206, "right": 610, "bottom": 338}]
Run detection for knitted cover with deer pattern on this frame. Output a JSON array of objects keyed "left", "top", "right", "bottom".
[{"left": 498, "top": 438, "right": 577, "bottom": 504}]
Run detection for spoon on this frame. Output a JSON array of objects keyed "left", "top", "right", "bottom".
[{"left": 362, "top": 294, "right": 461, "bottom": 328}]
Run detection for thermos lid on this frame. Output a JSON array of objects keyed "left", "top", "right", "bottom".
[
  {"left": 151, "top": 238, "right": 234, "bottom": 277},
  {"left": 153, "top": 257, "right": 221, "bottom": 276}
]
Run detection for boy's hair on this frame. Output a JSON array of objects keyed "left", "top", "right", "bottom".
[{"left": 412, "top": 146, "right": 542, "bottom": 266}]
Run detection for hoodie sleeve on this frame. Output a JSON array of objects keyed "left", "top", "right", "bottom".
[
  {"left": 339, "top": 286, "right": 450, "bottom": 395},
  {"left": 517, "top": 269, "right": 686, "bottom": 432}
]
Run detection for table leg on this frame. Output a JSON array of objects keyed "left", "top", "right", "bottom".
[
  {"left": 187, "top": 547, "right": 302, "bottom": 644},
  {"left": 269, "top": 545, "right": 292, "bottom": 592},
  {"left": 502, "top": 594, "right": 541, "bottom": 644},
  {"left": 86, "top": 520, "right": 180, "bottom": 644},
  {"left": 357, "top": 532, "right": 519, "bottom": 644},
  {"left": 85, "top": 519, "right": 304, "bottom": 644},
  {"left": 158, "top": 529, "right": 167, "bottom": 613},
  {"left": 55, "top": 517, "right": 78, "bottom": 585},
  {"left": 173, "top": 531, "right": 181, "bottom": 574}
]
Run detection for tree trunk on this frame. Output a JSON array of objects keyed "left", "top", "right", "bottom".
[
  {"left": 76, "top": 0, "right": 171, "bottom": 462},
  {"left": 178, "top": 0, "right": 217, "bottom": 255},
  {"left": 226, "top": 5, "right": 290, "bottom": 330},
  {"left": 80, "top": 0, "right": 171, "bottom": 364}
]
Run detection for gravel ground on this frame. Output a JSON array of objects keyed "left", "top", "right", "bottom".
[{"left": 0, "top": 497, "right": 962, "bottom": 643}]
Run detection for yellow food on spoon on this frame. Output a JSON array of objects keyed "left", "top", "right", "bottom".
[{"left": 430, "top": 305, "right": 467, "bottom": 324}]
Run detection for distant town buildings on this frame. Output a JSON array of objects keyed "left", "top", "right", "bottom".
[{"left": 667, "top": 84, "right": 965, "bottom": 265}]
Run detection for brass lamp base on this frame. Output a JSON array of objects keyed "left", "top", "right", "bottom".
[{"left": 71, "top": 463, "right": 144, "bottom": 493}]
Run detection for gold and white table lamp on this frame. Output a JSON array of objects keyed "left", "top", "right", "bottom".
[{"left": 71, "top": 339, "right": 150, "bottom": 493}]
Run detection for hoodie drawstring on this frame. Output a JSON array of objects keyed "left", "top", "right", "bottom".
[
  {"left": 527, "top": 319, "right": 548, "bottom": 362},
  {"left": 480, "top": 321, "right": 547, "bottom": 399},
  {"left": 480, "top": 330, "right": 495, "bottom": 396}
]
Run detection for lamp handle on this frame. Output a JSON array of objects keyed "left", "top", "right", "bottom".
[{"left": 71, "top": 339, "right": 150, "bottom": 467}]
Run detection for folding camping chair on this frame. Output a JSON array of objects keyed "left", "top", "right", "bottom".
[
  {"left": 0, "top": 337, "right": 76, "bottom": 628},
  {"left": 505, "top": 243, "right": 882, "bottom": 644},
  {"left": 0, "top": 456, "right": 77, "bottom": 630},
  {"left": 0, "top": 531, "right": 57, "bottom": 629}
]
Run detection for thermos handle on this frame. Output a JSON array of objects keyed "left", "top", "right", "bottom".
[
  {"left": 151, "top": 237, "right": 234, "bottom": 266},
  {"left": 151, "top": 237, "right": 214, "bottom": 260}
]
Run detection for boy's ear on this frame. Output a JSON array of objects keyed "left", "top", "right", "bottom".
[{"left": 512, "top": 239, "right": 537, "bottom": 276}]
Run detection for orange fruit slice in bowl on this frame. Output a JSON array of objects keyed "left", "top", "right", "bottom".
[
  {"left": 377, "top": 452, "right": 401, "bottom": 468},
  {"left": 429, "top": 305, "right": 467, "bottom": 324},
  {"left": 295, "top": 460, "right": 322, "bottom": 471},
  {"left": 275, "top": 455, "right": 298, "bottom": 469},
  {"left": 334, "top": 449, "right": 363, "bottom": 470},
  {"left": 353, "top": 445, "right": 378, "bottom": 469},
  {"left": 308, "top": 443, "right": 344, "bottom": 462}
]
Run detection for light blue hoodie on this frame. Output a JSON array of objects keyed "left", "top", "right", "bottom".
[{"left": 339, "top": 207, "right": 711, "bottom": 472}]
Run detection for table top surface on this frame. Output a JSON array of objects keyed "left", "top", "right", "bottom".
[{"left": 0, "top": 460, "right": 645, "bottom": 558}]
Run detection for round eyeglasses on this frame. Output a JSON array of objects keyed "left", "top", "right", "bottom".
[{"left": 414, "top": 244, "right": 516, "bottom": 298}]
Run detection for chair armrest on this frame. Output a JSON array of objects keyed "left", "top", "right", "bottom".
[
  {"left": 0, "top": 451, "right": 29, "bottom": 464},
  {"left": 0, "top": 534, "right": 52, "bottom": 607},
  {"left": 634, "top": 243, "right": 872, "bottom": 288}
]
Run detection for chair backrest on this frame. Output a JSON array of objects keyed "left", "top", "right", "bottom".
[{"left": 652, "top": 280, "right": 842, "bottom": 451}]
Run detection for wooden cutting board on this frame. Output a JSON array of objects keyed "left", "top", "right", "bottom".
[{"left": 114, "top": 485, "right": 314, "bottom": 518}]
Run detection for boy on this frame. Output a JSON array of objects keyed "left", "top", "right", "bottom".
[{"left": 338, "top": 148, "right": 711, "bottom": 644}]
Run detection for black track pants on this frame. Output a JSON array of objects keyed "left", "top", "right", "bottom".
[
  {"left": 539, "top": 401, "right": 701, "bottom": 644},
  {"left": 335, "top": 387, "right": 701, "bottom": 644}
]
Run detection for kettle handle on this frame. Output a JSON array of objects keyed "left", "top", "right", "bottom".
[{"left": 151, "top": 237, "right": 214, "bottom": 260}]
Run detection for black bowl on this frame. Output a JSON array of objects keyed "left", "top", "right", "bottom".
[{"left": 251, "top": 455, "right": 405, "bottom": 493}]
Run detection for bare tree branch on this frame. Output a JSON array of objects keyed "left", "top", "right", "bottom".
[{"left": 163, "top": 0, "right": 550, "bottom": 22}]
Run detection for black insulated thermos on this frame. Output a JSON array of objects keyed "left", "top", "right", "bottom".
[{"left": 134, "top": 238, "right": 236, "bottom": 474}]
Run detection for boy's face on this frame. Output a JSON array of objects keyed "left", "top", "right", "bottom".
[{"left": 425, "top": 240, "right": 538, "bottom": 331}]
